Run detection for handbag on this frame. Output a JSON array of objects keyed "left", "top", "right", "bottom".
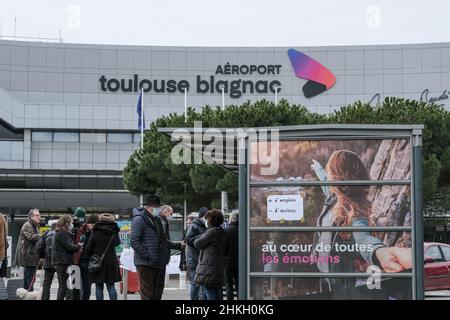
[
  {"left": 88, "top": 234, "right": 115, "bottom": 274},
  {"left": 0, "top": 257, "right": 7, "bottom": 277}
]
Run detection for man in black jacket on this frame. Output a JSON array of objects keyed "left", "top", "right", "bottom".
[
  {"left": 155, "top": 205, "right": 184, "bottom": 300},
  {"left": 131, "top": 195, "right": 167, "bottom": 300},
  {"left": 224, "top": 212, "right": 239, "bottom": 300},
  {"left": 179, "top": 216, "right": 194, "bottom": 272},
  {"left": 186, "top": 207, "right": 208, "bottom": 300}
]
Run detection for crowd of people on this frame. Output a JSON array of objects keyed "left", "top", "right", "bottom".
[
  {"left": 130, "top": 195, "right": 239, "bottom": 300},
  {"left": 0, "top": 194, "right": 239, "bottom": 300}
]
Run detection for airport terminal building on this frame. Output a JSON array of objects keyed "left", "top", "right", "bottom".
[{"left": 0, "top": 39, "right": 449, "bottom": 219}]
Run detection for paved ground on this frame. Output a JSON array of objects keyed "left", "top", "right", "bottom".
[
  {"left": 19, "top": 271, "right": 190, "bottom": 300},
  {"left": 7, "top": 270, "right": 450, "bottom": 300}
]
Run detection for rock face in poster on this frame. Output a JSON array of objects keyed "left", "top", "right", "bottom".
[
  {"left": 267, "top": 195, "right": 304, "bottom": 222},
  {"left": 368, "top": 139, "right": 411, "bottom": 247}
]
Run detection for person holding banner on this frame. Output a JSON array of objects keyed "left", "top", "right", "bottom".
[
  {"left": 186, "top": 207, "right": 208, "bottom": 300},
  {"left": 15, "top": 209, "right": 41, "bottom": 292}
]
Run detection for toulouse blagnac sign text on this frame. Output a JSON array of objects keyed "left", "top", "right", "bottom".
[
  {"left": 99, "top": 63, "right": 283, "bottom": 99},
  {"left": 98, "top": 49, "right": 338, "bottom": 99},
  {"left": 369, "top": 89, "right": 449, "bottom": 107}
]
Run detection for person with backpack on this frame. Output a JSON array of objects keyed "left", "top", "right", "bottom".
[
  {"left": 15, "top": 208, "right": 41, "bottom": 292},
  {"left": 186, "top": 207, "right": 208, "bottom": 300},
  {"left": 85, "top": 213, "right": 121, "bottom": 300},
  {"left": 35, "top": 220, "right": 57, "bottom": 300},
  {"left": 70, "top": 207, "right": 87, "bottom": 300}
]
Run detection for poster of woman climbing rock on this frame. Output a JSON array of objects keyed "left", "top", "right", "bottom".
[{"left": 249, "top": 138, "right": 413, "bottom": 300}]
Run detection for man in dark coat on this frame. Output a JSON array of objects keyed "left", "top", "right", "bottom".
[
  {"left": 224, "top": 212, "right": 239, "bottom": 300},
  {"left": 74, "top": 214, "right": 98, "bottom": 300},
  {"left": 85, "top": 213, "right": 121, "bottom": 300},
  {"left": 186, "top": 207, "right": 208, "bottom": 300},
  {"left": 15, "top": 208, "right": 41, "bottom": 291},
  {"left": 131, "top": 195, "right": 168, "bottom": 300}
]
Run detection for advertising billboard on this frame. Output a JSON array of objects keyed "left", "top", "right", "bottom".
[{"left": 116, "top": 220, "right": 132, "bottom": 256}]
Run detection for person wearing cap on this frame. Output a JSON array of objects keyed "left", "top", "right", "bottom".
[
  {"left": 180, "top": 215, "right": 194, "bottom": 273},
  {"left": 130, "top": 194, "right": 168, "bottom": 300},
  {"left": 186, "top": 207, "right": 208, "bottom": 300},
  {"left": 52, "top": 215, "right": 83, "bottom": 300},
  {"left": 85, "top": 213, "right": 121, "bottom": 300},
  {"left": 74, "top": 213, "right": 98, "bottom": 300}
]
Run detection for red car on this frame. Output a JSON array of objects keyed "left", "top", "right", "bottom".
[{"left": 424, "top": 242, "right": 450, "bottom": 291}]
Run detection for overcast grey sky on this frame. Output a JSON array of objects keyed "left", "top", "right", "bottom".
[{"left": 0, "top": 0, "right": 449, "bottom": 46}]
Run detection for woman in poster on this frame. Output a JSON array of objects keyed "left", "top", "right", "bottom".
[{"left": 312, "top": 149, "right": 412, "bottom": 297}]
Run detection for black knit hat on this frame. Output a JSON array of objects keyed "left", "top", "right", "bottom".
[
  {"left": 86, "top": 214, "right": 98, "bottom": 224},
  {"left": 143, "top": 195, "right": 161, "bottom": 206}
]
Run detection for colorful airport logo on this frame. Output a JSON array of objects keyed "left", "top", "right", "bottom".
[{"left": 288, "top": 49, "right": 336, "bottom": 98}]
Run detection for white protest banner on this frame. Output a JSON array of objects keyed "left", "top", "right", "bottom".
[
  {"left": 267, "top": 194, "right": 303, "bottom": 221},
  {"left": 120, "top": 248, "right": 137, "bottom": 272},
  {"left": 7, "top": 236, "right": 11, "bottom": 267}
]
